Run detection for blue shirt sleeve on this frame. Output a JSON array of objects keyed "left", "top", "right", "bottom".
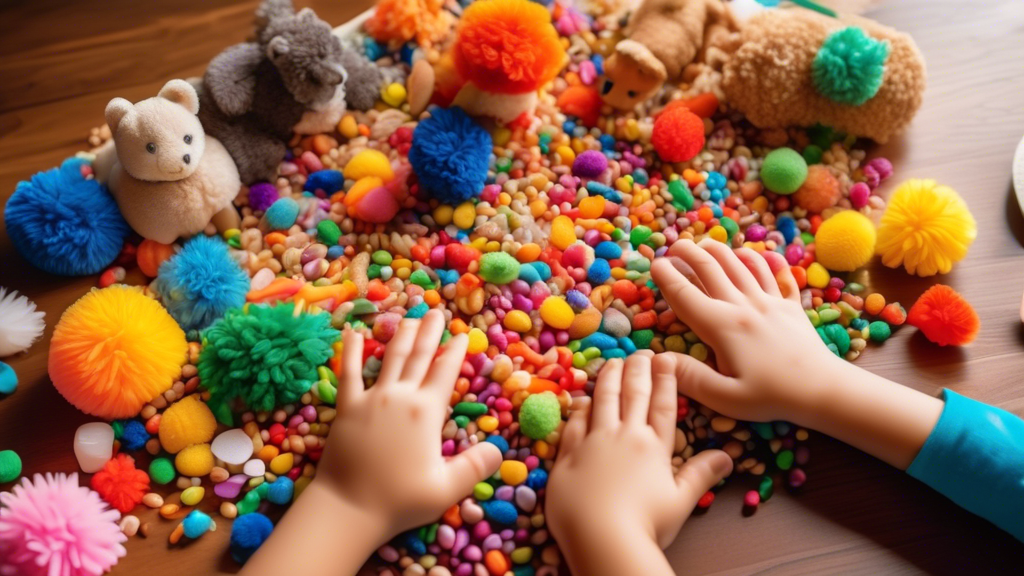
[{"left": 907, "top": 389, "right": 1024, "bottom": 542}]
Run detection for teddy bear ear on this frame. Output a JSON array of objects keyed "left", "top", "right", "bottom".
[
  {"left": 105, "top": 98, "right": 134, "bottom": 134},
  {"left": 158, "top": 79, "right": 200, "bottom": 115},
  {"left": 266, "top": 36, "right": 290, "bottom": 63}
]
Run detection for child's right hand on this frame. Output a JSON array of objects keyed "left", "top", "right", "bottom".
[{"left": 649, "top": 238, "right": 843, "bottom": 424}]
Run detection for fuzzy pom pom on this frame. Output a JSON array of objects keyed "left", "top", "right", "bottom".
[
  {"left": 199, "top": 303, "right": 340, "bottom": 412},
  {"left": 792, "top": 165, "right": 841, "bottom": 213},
  {"left": 908, "top": 285, "right": 980, "bottom": 346},
  {"left": 49, "top": 286, "right": 187, "bottom": 419},
  {"left": 117, "top": 420, "right": 149, "bottom": 452},
  {"left": 365, "top": 0, "right": 453, "bottom": 47},
  {"left": 159, "top": 395, "right": 217, "bottom": 454},
  {"left": 155, "top": 236, "right": 249, "bottom": 332},
  {"left": 761, "top": 148, "right": 808, "bottom": 195},
  {"left": 0, "top": 450, "right": 21, "bottom": 483},
  {"left": 813, "top": 210, "right": 877, "bottom": 272},
  {"left": 572, "top": 150, "right": 609, "bottom": 179},
  {"left": 876, "top": 179, "right": 977, "bottom": 276},
  {"left": 247, "top": 183, "right": 279, "bottom": 212},
  {"left": 4, "top": 158, "right": 130, "bottom": 276},
  {"left": 90, "top": 454, "right": 149, "bottom": 514},
  {"left": 652, "top": 107, "right": 705, "bottom": 164},
  {"left": 0, "top": 472, "right": 127, "bottom": 576},
  {"left": 175, "top": 443, "right": 215, "bottom": 477},
  {"left": 454, "top": 0, "right": 565, "bottom": 95},
  {"left": 519, "top": 392, "right": 562, "bottom": 440},
  {"left": 0, "top": 287, "right": 46, "bottom": 357},
  {"left": 230, "top": 512, "right": 274, "bottom": 564},
  {"left": 182, "top": 510, "right": 212, "bottom": 539},
  {"left": 813, "top": 27, "right": 890, "bottom": 106},
  {"left": 556, "top": 85, "right": 603, "bottom": 128},
  {"left": 409, "top": 107, "right": 492, "bottom": 204},
  {"left": 0, "top": 362, "right": 16, "bottom": 395}
]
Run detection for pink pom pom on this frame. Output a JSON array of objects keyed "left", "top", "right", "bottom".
[{"left": 0, "top": 473, "right": 127, "bottom": 576}]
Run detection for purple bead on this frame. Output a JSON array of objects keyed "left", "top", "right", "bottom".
[
  {"left": 538, "top": 331, "right": 555, "bottom": 350},
  {"left": 866, "top": 157, "right": 893, "bottom": 181},
  {"left": 784, "top": 244, "right": 805, "bottom": 265},
  {"left": 501, "top": 540, "right": 516, "bottom": 555},
  {"left": 455, "top": 563, "right": 473, "bottom": 576},
  {"left": 453, "top": 528, "right": 470, "bottom": 556},
  {"left": 746, "top": 224, "right": 767, "bottom": 242},
  {"left": 482, "top": 534, "right": 503, "bottom": 552},
  {"left": 828, "top": 277, "right": 845, "bottom": 290},
  {"left": 512, "top": 293, "right": 533, "bottom": 312},
  {"left": 462, "top": 544, "right": 482, "bottom": 562},
  {"left": 514, "top": 528, "right": 529, "bottom": 543},
  {"left": 300, "top": 405, "right": 317, "bottom": 422},
  {"left": 565, "top": 290, "right": 589, "bottom": 310},
  {"left": 789, "top": 467, "right": 807, "bottom": 488},
  {"left": 248, "top": 183, "right": 280, "bottom": 212},
  {"left": 583, "top": 229, "right": 601, "bottom": 246},
  {"left": 499, "top": 529, "right": 514, "bottom": 540},
  {"left": 438, "top": 525, "right": 456, "bottom": 549},
  {"left": 473, "top": 520, "right": 492, "bottom": 540},
  {"left": 623, "top": 151, "right": 646, "bottom": 168},
  {"left": 495, "top": 485, "right": 514, "bottom": 501},
  {"left": 573, "top": 150, "right": 609, "bottom": 178},
  {"left": 555, "top": 331, "right": 569, "bottom": 346},
  {"left": 509, "top": 279, "right": 529, "bottom": 295}
]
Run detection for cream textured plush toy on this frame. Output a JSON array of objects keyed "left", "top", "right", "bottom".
[{"left": 96, "top": 80, "right": 241, "bottom": 244}]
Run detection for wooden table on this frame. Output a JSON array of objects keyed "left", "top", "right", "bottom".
[{"left": 2, "top": 1, "right": 1023, "bottom": 574}]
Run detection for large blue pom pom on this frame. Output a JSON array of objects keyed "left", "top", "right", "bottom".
[
  {"left": 408, "top": 107, "right": 492, "bottom": 205},
  {"left": 230, "top": 512, "right": 274, "bottom": 564},
  {"left": 4, "top": 157, "right": 130, "bottom": 276},
  {"left": 154, "top": 236, "right": 249, "bottom": 332},
  {"left": 812, "top": 27, "right": 890, "bottom": 106}
]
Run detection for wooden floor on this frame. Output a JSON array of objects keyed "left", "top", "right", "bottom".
[{"left": 2, "top": 1, "right": 1023, "bottom": 574}]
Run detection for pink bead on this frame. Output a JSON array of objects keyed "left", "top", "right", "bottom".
[
  {"left": 744, "top": 490, "right": 760, "bottom": 508},
  {"left": 849, "top": 182, "right": 870, "bottom": 209},
  {"left": 442, "top": 439, "right": 456, "bottom": 456},
  {"left": 524, "top": 455, "right": 539, "bottom": 470},
  {"left": 300, "top": 151, "right": 323, "bottom": 172},
  {"left": 495, "top": 398, "right": 513, "bottom": 411},
  {"left": 579, "top": 60, "right": 597, "bottom": 85},
  {"left": 300, "top": 405, "right": 317, "bottom": 422}
]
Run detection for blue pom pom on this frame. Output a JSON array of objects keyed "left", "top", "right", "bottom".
[
  {"left": 525, "top": 468, "right": 548, "bottom": 490},
  {"left": 182, "top": 510, "right": 212, "bottom": 539},
  {"left": 118, "top": 420, "right": 149, "bottom": 451},
  {"left": 481, "top": 500, "right": 518, "bottom": 525},
  {"left": 265, "top": 197, "right": 300, "bottom": 230},
  {"left": 594, "top": 241, "right": 622, "bottom": 260},
  {"left": 813, "top": 27, "right": 890, "bottom": 106},
  {"left": 304, "top": 170, "right": 345, "bottom": 194},
  {"left": 155, "top": 236, "right": 249, "bottom": 331},
  {"left": 408, "top": 107, "right": 492, "bottom": 204},
  {"left": 5, "top": 158, "right": 130, "bottom": 276},
  {"left": 266, "top": 477, "right": 294, "bottom": 505},
  {"left": 230, "top": 512, "right": 274, "bottom": 564},
  {"left": 485, "top": 435, "right": 509, "bottom": 454},
  {"left": 587, "top": 259, "right": 611, "bottom": 284}
]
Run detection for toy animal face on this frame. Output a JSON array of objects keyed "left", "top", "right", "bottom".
[
  {"left": 266, "top": 9, "right": 348, "bottom": 108},
  {"left": 600, "top": 42, "right": 668, "bottom": 111},
  {"left": 105, "top": 80, "right": 206, "bottom": 183}
]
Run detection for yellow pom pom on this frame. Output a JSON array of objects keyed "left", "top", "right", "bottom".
[
  {"left": 159, "top": 395, "right": 217, "bottom": 454},
  {"left": 48, "top": 286, "right": 187, "bottom": 419},
  {"left": 343, "top": 150, "right": 394, "bottom": 182},
  {"left": 175, "top": 443, "right": 214, "bottom": 477},
  {"left": 876, "top": 179, "right": 977, "bottom": 277},
  {"left": 814, "top": 210, "right": 877, "bottom": 272}
]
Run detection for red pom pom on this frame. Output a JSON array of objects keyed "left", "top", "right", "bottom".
[
  {"left": 907, "top": 285, "right": 980, "bottom": 346},
  {"left": 90, "top": 454, "right": 150, "bottom": 514},
  {"left": 652, "top": 107, "right": 705, "bottom": 163}
]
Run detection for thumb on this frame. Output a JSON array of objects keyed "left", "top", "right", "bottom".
[
  {"left": 674, "top": 449, "right": 733, "bottom": 517},
  {"left": 443, "top": 441, "right": 503, "bottom": 502},
  {"left": 667, "top": 352, "right": 740, "bottom": 413}
]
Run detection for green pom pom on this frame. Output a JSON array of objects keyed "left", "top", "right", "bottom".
[
  {"left": 813, "top": 27, "right": 891, "bottom": 106},
  {"left": 761, "top": 148, "right": 808, "bottom": 195},
  {"left": 479, "top": 252, "right": 521, "bottom": 285},
  {"left": 0, "top": 450, "right": 22, "bottom": 483},
  {"left": 519, "top": 392, "right": 562, "bottom": 440},
  {"left": 149, "top": 457, "right": 176, "bottom": 485},
  {"left": 868, "top": 321, "right": 892, "bottom": 342},
  {"left": 199, "top": 303, "right": 341, "bottom": 412}
]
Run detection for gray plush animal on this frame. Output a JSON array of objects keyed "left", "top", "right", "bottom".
[{"left": 196, "top": 0, "right": 347, "bottom": 183}]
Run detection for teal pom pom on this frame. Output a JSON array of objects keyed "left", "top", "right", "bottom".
[
  {"left": 199, "top": 303, "right": 340, "bottom": 411},
  {"left": 813, "top": 27, "right": 890, "bottom": 106}
]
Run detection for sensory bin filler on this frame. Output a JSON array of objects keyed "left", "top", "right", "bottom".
[{"left": 0, "top": 0, "right": 984, "bottom": 574}]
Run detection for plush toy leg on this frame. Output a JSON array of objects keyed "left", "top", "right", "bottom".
[
  {"left": 91, "top": 140, "right": 117, "bottom": 184},
  {"left": 210, "top": 206, "right": 241, "bottom": 233}
]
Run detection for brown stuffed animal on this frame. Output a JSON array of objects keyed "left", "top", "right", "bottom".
[{"left": 601, "top": 0, "right": 738, "bottom": 110}]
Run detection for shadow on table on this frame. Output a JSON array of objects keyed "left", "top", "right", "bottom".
[
  {"left": 793, "top": 435, "right": 1024, "bottom": 575},
  {"left": 1006, "top": 182, "right": 1024, "bottom": 248}
]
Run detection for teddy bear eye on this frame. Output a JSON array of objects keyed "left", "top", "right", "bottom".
[
  {"left": 184, "top": 135, "right": 192, "bottom": 144},
  {"left": 146, "top": 143, "right": 156, "bottom": 154},
  {"left": 627, "top": 90, "right": 638, "bottom": 99}
]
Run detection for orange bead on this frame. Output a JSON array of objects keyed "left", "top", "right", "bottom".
[
  {"left": 790, "top": 265, "right": 807, "bottom": 289},
  {"left": 864, "top": 293, "right": 886, "bottom": 316},
  {"left": 516, "top": 243, "right": 542, "bottom": 262},
  {"left": 137, "top": 239, "right": 175, "bottom": 278},
  {"left": 424, "top": 290, "right": 441, "bottom": 307},
  {"left": 145, "top": 414, "right": 161, "bottom": 435},
  {"left": 484, "top": 550, "right": 510, "bottom": 575},
  {"left": 449, "top": 318, "right": 469, "bottom": 334}
]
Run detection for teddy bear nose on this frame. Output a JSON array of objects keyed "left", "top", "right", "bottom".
[{"left": 183, "top": 154, "right": 191, "bottom": 165}]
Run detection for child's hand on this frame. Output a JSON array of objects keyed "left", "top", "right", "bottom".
[
  {"left": 546, "top": 352, "right": 733, "bottom": 575},
  {"left": 316, "top": 309, "right": 503, "bottom": 534},
  {"left": 650, "top": 238, "right": 843, "bottom": 424}
]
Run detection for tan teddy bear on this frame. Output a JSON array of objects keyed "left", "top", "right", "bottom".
[
  {"left": 601, "top": 0, "right": 738, "bottom": 110},
  {"left": 94, "top": 80, "right": 241, "bottom": 244}
]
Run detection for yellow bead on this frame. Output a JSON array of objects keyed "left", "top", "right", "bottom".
[
  {"left": 467, "top": 328, "right": 488, "bottom": 354},
  {"left": 806, "top": 262, "right": 831, "bottom": 289},
  {"left": 708, "top": 225, "right": 728, "bottom": 243},
  {"left": 269, "top": 453, "right": 294, "bottom": 476},
  {"left": 453, "top": 202, "right": 477, "bottom": 230},
  {"left": 344, "top": 149, "right": 394, "bottom": 182},
  {"left": 689, "top": 342, "right": 708, "bottom": 362},
  {"left": 503, "top": 310, "right": 533, "bottom": 333},
  {"left": 550, "top": 215, "right": 576, "bottom": 250},
  {"left": 380, "top": 83, "right": 407, "bottom": 107},
  {"left": 555, "top": 146, "right": 575, "bottom": 166},
  {"left": 493, "top": 127, "right": 512, "bottom": 147},
  {"left": 500, "top": 460, "right": 528, "bottom": 486},
  {"left": 478, "top": 415, "right": 499, "bottom": 433},
  {"left": 433, "top": 204, "right": 454, "bottom": 227},
  {"left": 391, "top": 258, "right": 412, "bottom": 270},
  {"left": 539, "top": 297, "right": 574, "bottom": 330},
  {"left": 578, "top": 196, "right": 605, "bottom": 219},
  {"left": 180, "top": 486, "right": 205, "bottom": 507},
  {"left": 339, "top": 115, "right": 359, "bottom": 139}
]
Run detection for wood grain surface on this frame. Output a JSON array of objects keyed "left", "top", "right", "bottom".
[{"left": 2, "top": 1, "right": 1023, "bottom": 574}]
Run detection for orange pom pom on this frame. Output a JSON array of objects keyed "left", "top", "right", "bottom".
[
  {"left": 365, "top": 0, "right": 453, "bottom": 47},
  {"left": 453, "top": 0, "right": 565, "bottom": 94},
  {"left": 792, "top": 165, "right": 841, "bottom": 213},
  {"left": 652, "top": 107, "right": 705, "bottom": 163},
  {"left": 91, "top": 454, "right": 150, "bottom": 514},
  {"left": 556, "top": 86, "right": 603, "bottom": 128},
  {"left": 907, "top": 285, "right": 980, "bottom": 346}
]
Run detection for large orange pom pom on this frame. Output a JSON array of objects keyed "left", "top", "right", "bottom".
[
  {"left": 453, "top": 0, "right": 566, "bottom": 95},
  {"left": 91, "top": 454, "right": 150, "bottom": 514},
  {"left": 365, "top": 0, "right": 454, "bottom": 47},
  {"left": 907, "top": 285, "right": 980, "bottom": 346}
]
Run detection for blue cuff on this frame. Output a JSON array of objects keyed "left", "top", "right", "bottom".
[{"left": 907, "top": 389, "right": 1024, "bottom": 542}]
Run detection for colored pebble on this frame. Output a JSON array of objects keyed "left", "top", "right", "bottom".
[
  {"left": 74, "top": 422, "right": 114, "bottom": 474},
  {"left": 0, "top": 362, "right": 16, "bottom": 394},
  {"left": 211, "top": 428, "right": 255, "bottom": 466}
]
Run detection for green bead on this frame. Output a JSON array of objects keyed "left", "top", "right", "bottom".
[
  {"left": 758, "top": 476, "right": 774, "bottom": 502},
  {"left": 630, "top": 329, "right": 654, "bottom": 350},
  {"left": 496, "top": 157, "right": 512, "bottom": 173},
  {"left": 668, "top": 179, "right": 694, "bottom": 211},
  {"left": 237, "top": 491, "right": 261, "bottom": 515},
  {"left": 111, "top": 420, "right": 124, "bottom": 440},
  {"left": 424, "top": 523, "right": 438, "bottom": 544},
  {"left": 610, "top": 229, "right": 625, "bottom": 242},
  {"left": 349, "top": 298, "right": 377, "bottom": 316},
  {"left": 806, "top": 309, "right": 821, "bottom": 327},
  {"left": 629, "top": 225, "right": 653, "bottom": 248},
  {"left": 582, "top": 347, "right": 601, "bottom": 360},
  {"left": 776, "top": 450, "right": 795, "bottom": 470},
  {"left": 519, "top": 392, "right": 562, "bottom": 440},
  {"left": 800, "top": 231, "right": 816, "bottom": 245},
  {"left": 818, "top": 308, "right": 841, "bottom": 323},
  {"left": 868, "top": 321, "right": 892, "bottom": 342},
  {"left": 454, "top": 415, "right": 471, "bottom": 428},
  {"left": 228, "top": 236, "right": 242, "bottom": 249},
  {"left": 572, "top": 351, "right": 587, "bottom": 369},
  {"left": 149, "top": 457, "right": 176, "bottom": 485},
  {"left": 719, "top": 216, "right": 739, "bottom": 240},
  {"left": 751, "top": 422, "right": 774, "bottom": 440},
  {"left": 367, "top": 264, "right": 381, "bottom": 279},
  {"left": 371, "top": 250, "right": 393, "bottom": 266},
  {"left": 453, "top": 402, "right": 488, "bottom": 417},
  {"left": 317, "top": 379, "right": 337, "bottom": 404},
  {"left": 807, "top": 124, "right": 836, "bottom": 150},
  {"left": 802, "top": 144, "right": 823, "bottom": 165},
  {"left": 474, "top": 482, "right": 495, "bottom": 500},
  {"left": 316, "top": 219, "right": 342, "bottom": 246},
  {"left": 0, "top": 450, "right": 23, "bottom": 483}
]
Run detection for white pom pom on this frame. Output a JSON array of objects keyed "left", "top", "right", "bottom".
[{"left": 0, "top": 287, "right": 46, "bottom": 357}]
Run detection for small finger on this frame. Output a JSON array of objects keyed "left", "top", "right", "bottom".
[
  {"left": 591, "top": 358, "right": 624, "bottom": 430},
  {"left": 558, "top": 397, "right": 591, "bottom": 458},
  {"left": 668, "top": 239, "right": 743, "bottom": 303},
  {"left": 621, "top": 351, "right": 654, "bottom": 426},
  {"left": 423, "top": 333, "right": 469, "bottom": 398},
  {"left": 650, "top": 258, "right": 722, "bottom": 336},
  {"left": 699, "top": 239, "right": 761, "bottom": 298},
  {"left": 734, "top": 248, "right": 781, "bottom": 297},
  {"left": 761, "top": 251, "right": 802, "bottom": 303},
  {"left": 402, "top": 309, "right": 446, "bottom": 384},
  {"left": 650, "top": 354, "right": 681, "bottom": 457},
  {"left": 667, "top": 352, "right": 741, "bottom": 413},
  {"left": 376, "top": 317, "right": 420, "bottom": 386},
  {"left": 339, "top": 329, "right": 365, "bottom": 404}
]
